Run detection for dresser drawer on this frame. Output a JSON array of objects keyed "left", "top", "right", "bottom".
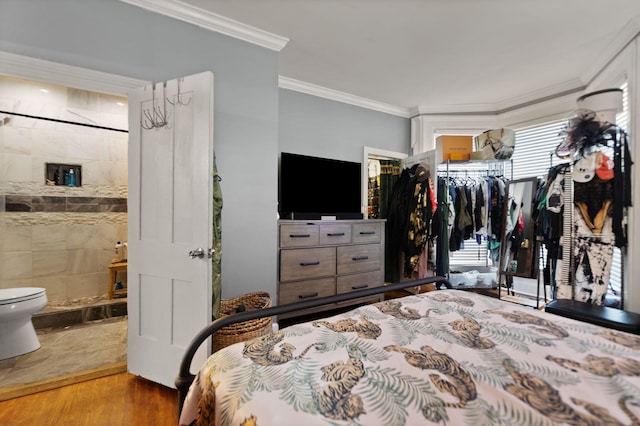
[
  {"left": 319, "top": 223, "right": 352, "bottom": 245},
  {"left": 280, "top": 224, "right": 320, "bottom": 248},
  {"left": 278, "top": 277, "right": 336, "bottom": 305},
  {"left": 280, "top": 247, "right": 336, "bottom": 282},
  {"left": 352, "top": 222, "right": 382, "bottom": 244},
  {"left": 337, "top": 270, "right": 383, "bottom": 294},
  {"left": 337, "top": 244, "right": 381, "bottom": 275}
]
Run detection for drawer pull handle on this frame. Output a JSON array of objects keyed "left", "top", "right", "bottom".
[
  {"left": 352, "top": 256, "right": 369, "bottom": 261},
  {"left": 359, "top": 231, "right": 375, "bottom": 235},
  {"left": 351, "top": 284, "right": 369, "bottom": 290},
  {"left": 300, "top": 261, "right": 320, "bottom": 266},
  {"left": 327, "top": 232, "right": 345, "bottom": 237},
  {"left": 290, "top": 234, "right": 311, "bottom": 238},
  {"left": 299, "top": 292, "right": 319, "bottom": 299}
]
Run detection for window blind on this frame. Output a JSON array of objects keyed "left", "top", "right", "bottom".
[
  {"left": 609, "top": 82, "right": 629, "bottom": 297},
  {"left": 512, "top": 122, "right": 568, "bottom": 180}
]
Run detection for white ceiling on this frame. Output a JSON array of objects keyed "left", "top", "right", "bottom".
[{"left": 178, "top": 0, "right": 640, "bottom": 115}]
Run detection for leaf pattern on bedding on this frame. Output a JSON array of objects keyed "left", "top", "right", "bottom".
[
  {"left": 502, "top": 358, "right": 638, "bottom": 426},
  {"left": 376, "top": 299, "right": 425, "bottom": 320},
  {"left": 311, "top": 316, "right": 382, "bottom": 339},
  {"left": 202, "top": 344, "right": 245, "bottom": 376},
  {"left": 504, "top": 359, "right": 581, "bottom": 389},
  {"left": 492, "top": 398, "right": 558, "bottom": 426},
  {"left": 361, "top": 366, "right": 447, "bottom": 426},
  {"left": 280, "top": 355, "right": 324, "bottom": 414},
  {"left": 242, "top": 332, "right": 317, "bottom": 366},
  {"left": 477, "top": 320, "right": 555, "bottom": 353},
  {"left": 382, "top": 314, "right": 441, "bottom": 347},
  {"left": 590, "top": 374, "right": 640, "bottom": 402},
  {"left": 282, "top": 323, "right": 316, "bottom": 337},
  {"left": 484, "top": 309, "right": 569, "bottom": 339},
  {"left": 428, "top": 292, "right": 476, "bottom": 307},
  {"left": 546, "top": 353, "right": 640, "bottom": 378},
  {"left": 544, "top": 354, "right": 640, "bottom": 400},
  {"left": 180, "top": 290, "right": 640, "bottom": 426},
  {"left": 448, "top": 317, "right": 496, "bottom": 349},
  {"left": 384, "top": 344, "right": 478, "bottom": 414},
  {"left": 597, "top": 329, "right": 640, "bottom": 350},
  {"left": 310, "top": 346, "right": 368, "bottom": 421}
]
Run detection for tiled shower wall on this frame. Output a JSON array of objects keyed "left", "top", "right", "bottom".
[{"left": 0, "top": 76, "right": 128, "bottom": 302}]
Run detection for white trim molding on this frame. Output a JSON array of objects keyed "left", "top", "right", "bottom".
[
  {"left": 582, "top": 16, "right": 640, "bottom": 87},
  {"left": 120, "top": 0, "right": 289, "bottom": 52},
  {"left": 279, "top": 76, "right": 411, "bottom": 118},
  {"left": 0, "top": 51, "right": 148, "bottom": 97}
]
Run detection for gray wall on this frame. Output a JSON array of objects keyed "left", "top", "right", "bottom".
[
  {"left": 279, "top": 89, "right": 410, "bottom": 162},
  {"left": 1, "top": 0, "right": 410, "bottom": 303}
]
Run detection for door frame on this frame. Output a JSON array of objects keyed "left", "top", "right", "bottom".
[
  {"left": 0, "top": 50, "right": 147, "bottom": 98},
  {"left": 362, "top": 147, "right": 407, "bottom": 219}
]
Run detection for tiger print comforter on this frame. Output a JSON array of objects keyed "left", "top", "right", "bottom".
[{"left": 179, "top": 290, "right": 640, "bottom": 425}]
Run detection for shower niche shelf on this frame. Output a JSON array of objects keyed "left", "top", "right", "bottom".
[{"left": 46, "top": 163, "right": 82, "bottom": 187}]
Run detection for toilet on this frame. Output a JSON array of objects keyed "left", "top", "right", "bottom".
[{"left": 0, "top": 287, "right": 48, "bottom": 360}]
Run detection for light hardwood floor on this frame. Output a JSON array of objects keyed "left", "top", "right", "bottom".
[{"left": 0, "top": 372, "right": 178, "bottom": 425}]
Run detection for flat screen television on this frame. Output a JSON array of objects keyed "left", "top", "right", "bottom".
[{"left": 279, "top": 152, "right": 363, "bottom": 220}]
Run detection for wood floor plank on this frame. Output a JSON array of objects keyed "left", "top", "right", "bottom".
[{"left": 0, "top": 372, "right": 178, "bottom": 425}]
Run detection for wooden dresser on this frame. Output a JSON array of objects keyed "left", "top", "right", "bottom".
[{"left": 277, "top": 219, "right": 385, "bottom": 319}]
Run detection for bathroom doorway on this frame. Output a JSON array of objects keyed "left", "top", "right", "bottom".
[{"left": 0, "top": 73, "right": 131, "bottom": 398}]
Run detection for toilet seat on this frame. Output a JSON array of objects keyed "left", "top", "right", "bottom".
[{"left": 0, "top": 287, "right": 46, "bottom": 305}]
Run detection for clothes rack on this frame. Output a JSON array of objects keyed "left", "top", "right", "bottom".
[{"left": 435, "top": 159, "right": 512, "bottom": 290}]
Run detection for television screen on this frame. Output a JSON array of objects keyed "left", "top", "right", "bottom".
[{"left": 279, "top": 153, "right": 362, "bottom": 220}]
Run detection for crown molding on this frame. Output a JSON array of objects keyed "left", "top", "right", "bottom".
[
  {"left": 120, "top": 0, "right": 289, "bottom": 52},
  {"left": 279, "top": 76, "right": 411, "bottom": 118},
  {"left": 410, "top": 77, "right": 585, "bottom": 118},
  {"left": 0, "top": 51, "right": 148, "bottom": 96},
  {"left": 495, "top": 78, "right": 585, "bottom": 113},
  {"left": 410, "top": 104, "right": 498, "bottom": 116},
  {"left": 582, "top": 15, "right": 640, "bottom": 86}
]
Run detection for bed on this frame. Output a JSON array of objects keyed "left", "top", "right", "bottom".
[{"left": 177, "top": 277, "right": 640, "bottom": 425}]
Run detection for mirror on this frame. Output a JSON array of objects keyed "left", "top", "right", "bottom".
[{"left": 500, "top": 177, "right": 538, "bottom": 279}]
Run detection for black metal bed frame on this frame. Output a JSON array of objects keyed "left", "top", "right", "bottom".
[{"left": 175, "top": 276, "right": 452, "bottom": 413}]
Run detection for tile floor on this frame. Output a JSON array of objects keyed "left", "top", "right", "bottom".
[{"left": 0, "top": 298, "right": 127, "bottom": 390}]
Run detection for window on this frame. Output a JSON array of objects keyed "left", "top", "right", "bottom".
[{"left": 512, "top": 121, "right": 568, "bottom": 180}]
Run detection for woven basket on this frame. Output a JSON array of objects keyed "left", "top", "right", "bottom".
[{"left": 213, "top": 291, "right": 272, "bottom": 351}]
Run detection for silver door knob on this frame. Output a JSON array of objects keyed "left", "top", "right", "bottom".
[{"left": 189, "top": 248, "right": 205, "bottom": 259}]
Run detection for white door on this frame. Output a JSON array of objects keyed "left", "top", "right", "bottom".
[{"left": 127, "top": 72, "right": 214, "bottom": 387}]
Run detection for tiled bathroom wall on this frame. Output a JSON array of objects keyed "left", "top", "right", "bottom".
[{"left": 0, "top": 76, "right": 128, "bottom": 302}]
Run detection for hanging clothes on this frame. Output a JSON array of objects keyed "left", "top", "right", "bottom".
[
  {"left": 552, "top": 113, "right": 632, "bottom": 305},
  {"left": 379, "top": 160, "right": 401, "bottom": 220},
  {"left": 211, "top": 156, "right": 223, "bottom": 319},
  {"left": 386, "top": 163, "right": 435, "bottom": 281},
  {"left": 443, "top": 175, "right": 507, "bottom": 253},
  {"left": 434, "top": 173, "right": 509, "bottom": 276}
]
